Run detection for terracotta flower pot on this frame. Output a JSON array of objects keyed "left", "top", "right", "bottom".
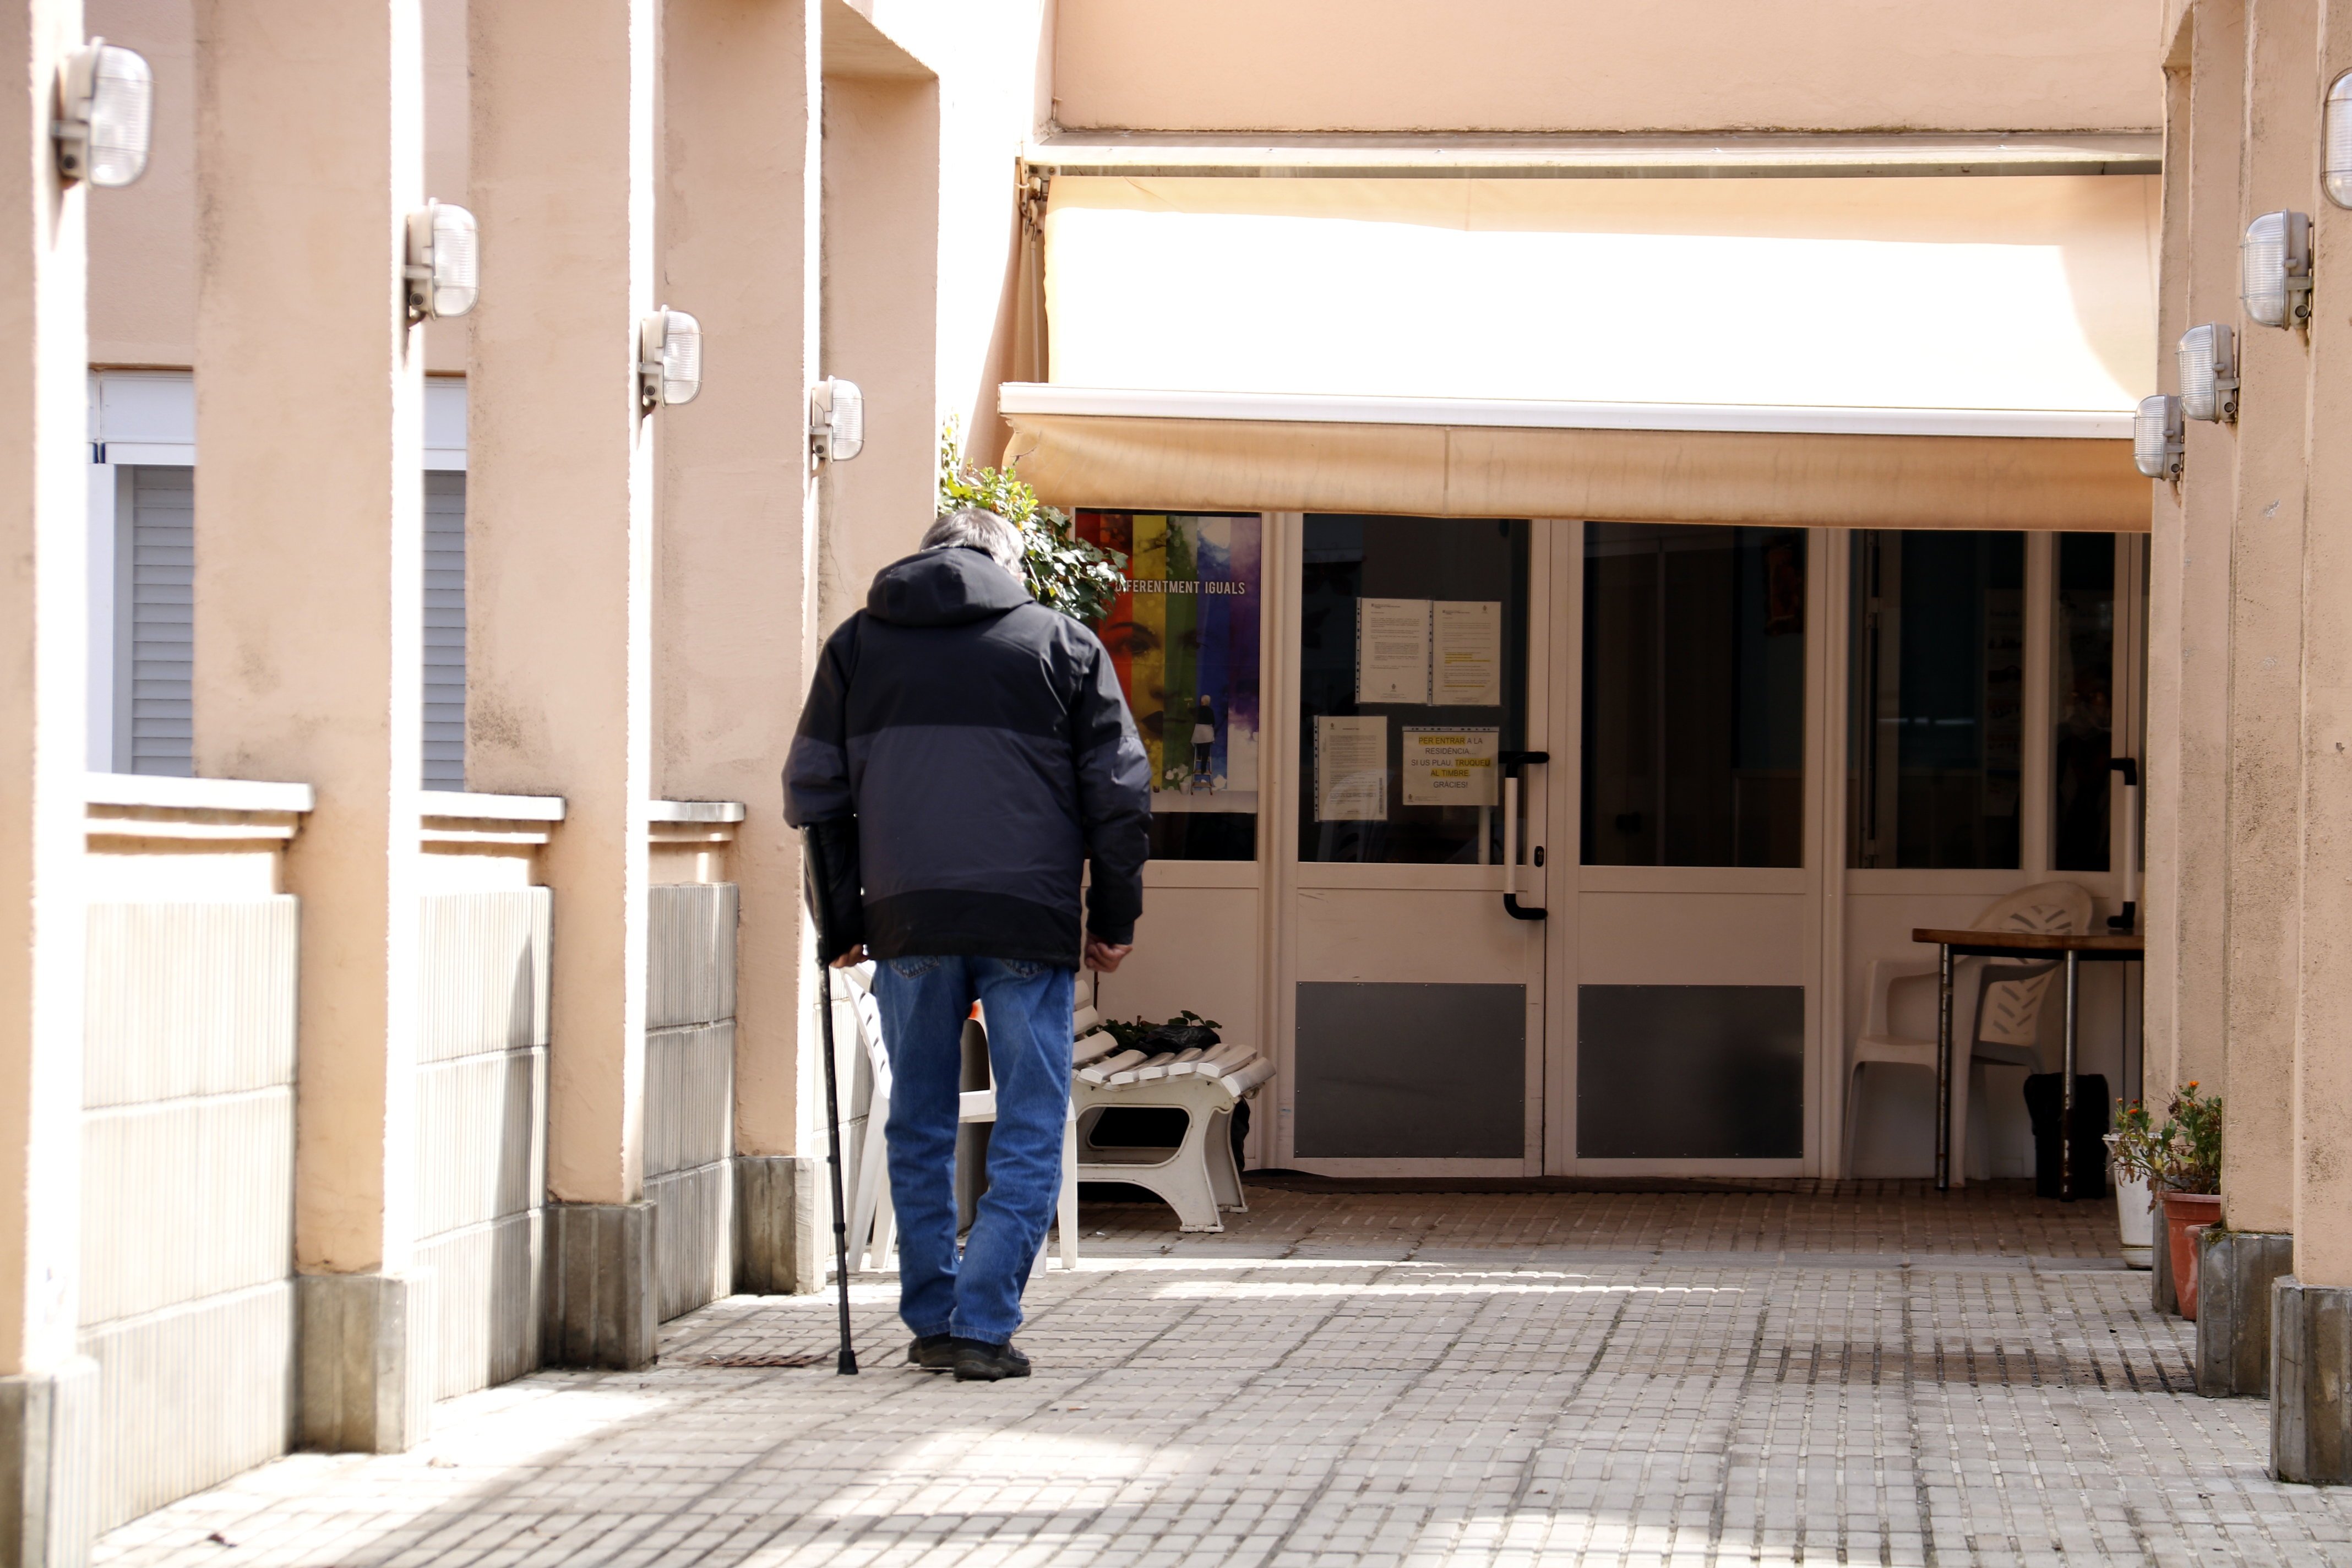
[{"left": 2162, "top": 1191, "right": 2224, "bottom": 1319}]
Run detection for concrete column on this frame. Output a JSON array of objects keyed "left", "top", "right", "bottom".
[
  {"left": 2197, "top": 1226, "right": 2294, "bottom": 1395},
  {"left": 469, "top": 0, "right": 658, "bottom": 1365},
  {"left": 655, "top": 0, "right": 825, "bottom": 1297},
  {"left": 2215, "top": 0, "right": 2314, "bottom": 1247},
  {"left": 2143, "top": 23, "right": 2197, "bottom": 1123},
  {"left": 2152, "top": 0, "right": 2243, "bottom": 1119},
  {"left": 2278, "top": 0, "right": 2352, "bottom": 1485},
  {"left": 2146, "top": 0, "right": 2246, "bottom": 1320},
  {"left": 0, "top": 2, "right": 97, "bottom": 1558},
  {"left": 190, "top": 1, "right": 429, "bottom": 1451},
  {"left": 817, "top": 62, "right": 940, "bottom": 623}
]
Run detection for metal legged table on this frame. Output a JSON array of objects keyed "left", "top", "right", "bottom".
[{"left": 1910, "top": 928, "right": 2146, "bottom": 1199}]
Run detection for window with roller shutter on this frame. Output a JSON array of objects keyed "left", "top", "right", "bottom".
[{"left": 110, "top": 464, "right": 466, "bottom": 786}]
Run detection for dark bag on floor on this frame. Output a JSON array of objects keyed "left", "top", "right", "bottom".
[
  {"left": 2022, "top": 1072, "right": 2109, "bottom": 1200},
  {"left": 1137, "top": 1022, "right": 1219, "bottom": 1054}
]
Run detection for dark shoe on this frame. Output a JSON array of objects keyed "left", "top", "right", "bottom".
[
  {"left": 951, "top": 1338, "right": 1031, "bottom": 1381},
  {"left": 907, "top": 1334, "right": 956, "bottom": 1371}
]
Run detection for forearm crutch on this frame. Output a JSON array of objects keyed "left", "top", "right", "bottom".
[
  {"left": 814, "top": 953, "right": 858, "bottom": 1374},
  {"left": 803, "top": 824, "right": 859, "bottom": 1375}
]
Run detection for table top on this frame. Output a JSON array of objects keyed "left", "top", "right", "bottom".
[{"left": 1912, "top": 927, "right": 2145, "bottom": 953}]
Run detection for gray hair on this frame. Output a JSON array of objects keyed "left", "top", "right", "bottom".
[{"left": 923, "top": 507, "right": 1024, "bottom": 574}]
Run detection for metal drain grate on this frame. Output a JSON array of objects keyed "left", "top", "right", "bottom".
[{"left": 680, "top": 1351, "right": 827, "bottom": 1369}]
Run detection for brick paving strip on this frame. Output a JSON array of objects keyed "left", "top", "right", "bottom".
[{"left": 94, "top": 1185, "right": 2352, "bottom": 1567}]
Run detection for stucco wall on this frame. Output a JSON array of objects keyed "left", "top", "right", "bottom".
[
  {"left": 87, "top": 0, "right": 470, "bottom": 371},
  {"left": 1050, "top": 0, "right": 2164, "bottom": 134},
  {"left": 826, "top": 0, "right": 1057, "bottom": 540}
]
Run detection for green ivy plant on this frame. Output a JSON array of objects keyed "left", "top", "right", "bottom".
[{"left": 937, "top": 419, "right": 1126, "bottom": 623}]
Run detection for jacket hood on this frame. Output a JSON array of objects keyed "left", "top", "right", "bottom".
[{"left": 865, "top": 546, "right": 1032, "bottom": 628}]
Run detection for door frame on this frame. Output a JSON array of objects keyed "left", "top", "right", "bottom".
[
  {"left": 1542, "top": 521, "right": 1838, "bottom": 1177},
  {"left": 1267, "top": 511, "right": 1555, "bottom": 1177}
]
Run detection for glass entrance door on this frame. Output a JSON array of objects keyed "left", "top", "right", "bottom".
[
  {"left": 1565, "top": 522, "right": 1820, "bottom": 1172},
  {"left": 1280, "top": 515, "right": 1548, "bottom": 1174}
]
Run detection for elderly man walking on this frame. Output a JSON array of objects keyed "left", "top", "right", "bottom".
[{"left": 785, "top": 507, "right": 1151, "bottom": 1381}]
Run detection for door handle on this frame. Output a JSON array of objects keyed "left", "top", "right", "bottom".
[{"left": 1500, "top": 750, "right": 1548, "bottom": 921}]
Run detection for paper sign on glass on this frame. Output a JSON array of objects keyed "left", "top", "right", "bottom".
[
  {"left": 1433, "top": 601, "right": 1503, "bottom": 707},
  {"left": 1402, "top": 726, "right": 1499, "bottom": 807},
  {"left": 1314, "top": 715, "right": 1388, "bottom": 821},
  {"left": 1357, "top": 598, "right": 1431, "bottom": 704}
]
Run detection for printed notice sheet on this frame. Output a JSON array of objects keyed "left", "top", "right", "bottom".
[
  {"left": 1314, "top": 715, "right": 1388, "bottom": 821},
  {"left": 1433, "top": 601, "right": 1504, "bottom": 707},
  {"left": 1402, "top": 726, "right": 1499, "bottom": 807},
  {"left": 1357, "top": 599, "right": 1431, "bottom": 704}
]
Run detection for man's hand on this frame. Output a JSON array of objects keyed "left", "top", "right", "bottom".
[
  {"left": 829, "top": 944, "right": 867, "bottom": 969},
  {"left": 1083, "top": 936, "right": 1133, "bottom": 973}
]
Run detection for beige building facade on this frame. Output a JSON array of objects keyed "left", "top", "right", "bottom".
[
  {"left": 2143, "top": 0, "right": 2352, "bottom": 1481},
  {"left": 20, "top": 0, "right": 2352, "bottom": 1558}
]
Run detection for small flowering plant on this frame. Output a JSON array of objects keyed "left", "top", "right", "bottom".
[{"left": 2110, "top": 1082, "right": 2223, "bottom": 1195}]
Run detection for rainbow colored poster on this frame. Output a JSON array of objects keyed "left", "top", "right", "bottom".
[{"left": 1075, "top": 511, "right": 1261, "bottom": 809}]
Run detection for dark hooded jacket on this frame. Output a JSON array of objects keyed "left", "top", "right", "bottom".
[{"left": 784, "top": 545, "right": 1151, "bottom": 965}]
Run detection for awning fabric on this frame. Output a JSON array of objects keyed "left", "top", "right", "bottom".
[
  {"left": 1002, "top": 411, "right": 2147, "bottom": 533},
  {"left": 1012, "top": 173, "right": 2157, "bottom": 530}
]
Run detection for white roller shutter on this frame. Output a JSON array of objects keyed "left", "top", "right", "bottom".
[
  {"left": 422, "top": 471, "right": 466, "bottom": 789},
  {"left": 112, "top": 466, "right": 466, "bottom": 786},
  {"left": 125, "top": 466, "right": 194, "bottom": 777}
]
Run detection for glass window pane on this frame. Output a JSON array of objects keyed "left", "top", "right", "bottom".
[
  {"left": 1077, "top": 511, "right": 1264, "bottom": 862},
  {"left": 1581, "top": 524, "right": 1806, "bottom": 867},
  {"left": 1297, "top": 515, "right": 1529, "bottom": 864},
  {"left": 2052, "top": 533, "right": 2116, "bottom": 872},
  {"left": 1847, "top": 530, "right": 2024, "bottom": 869}
]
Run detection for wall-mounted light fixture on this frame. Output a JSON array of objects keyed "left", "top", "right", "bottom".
[
  {"left": 54, "top": 39, "right": 151, "bottom": 187},
  {"left": 2177, "top": 323, "right": 2238, "bottom": 423},
  {"left": 2133, "top": 394, "right": 2183, "bottom": 480},
  {"left": 809, "top": 378, "right": 864, "bottom": 462},
  {"left": 404, "top": 201, "right": 478, "bottom": 323},
  {"left": 2241, "top": 210, "right": 2312, "bottom": 327},
  {"left": 638, "top": 308, "right": 701, "bottom": 409},
  {"left": 2327, "top": 73, "right": 2352, "bottom": 208}
]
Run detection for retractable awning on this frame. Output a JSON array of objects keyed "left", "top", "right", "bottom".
[{"left": 1004, "top": 173, "right": 2157, "bottom": 530}]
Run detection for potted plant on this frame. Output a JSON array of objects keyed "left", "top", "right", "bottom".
[
  {"left": 2104, "top": 1099, "right": 2158, "bottom": 1269},
  {"left": 2112, "top": 1082, "right": 2222, "bottom": 1317}
]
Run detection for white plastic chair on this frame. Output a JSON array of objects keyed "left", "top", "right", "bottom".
[
  {"left": 836, "top": 962, "right": 1079, "bottom": 1276},
  {"left": 1844, "top": 881, "right": 2094, "bottom": 1183}
]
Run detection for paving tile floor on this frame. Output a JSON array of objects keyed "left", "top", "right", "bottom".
[{"left": 96, "top": 1182, "right": 2352, "bottom": 1567}]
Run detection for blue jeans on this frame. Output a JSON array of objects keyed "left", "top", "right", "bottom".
[{"left": 872, "top": 954, "right": 1073, "bottom": 1344}]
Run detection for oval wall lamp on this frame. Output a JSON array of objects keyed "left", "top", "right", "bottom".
[
  {"left": 55, "top": 39, "right": 151, "bottom": 188},
  {"left": 809, "top": 378, "right": 864, "bottom": 462},
  {"left": 2177, "top": 324, "right": 2239, "bottom": 423},
  {"left": 2240, "top": 210, "right": 2312, "bottom": 328},
  {"left": 2326, "top": 73, "right": 2352, "bottom": 208},
  {"left": 2133, "top": 394, "right": 2183, "bottom": 480},
  {"left": 639, "top": 308, "right": 703, "bottom": 410},
  {"left": 405, "top": 201, "right": 478, "bottom": 323}
]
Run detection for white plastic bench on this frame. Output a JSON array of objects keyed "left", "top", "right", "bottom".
[{"left": 1069, "top": 972, "right": 1272, "bottom": 1233}]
